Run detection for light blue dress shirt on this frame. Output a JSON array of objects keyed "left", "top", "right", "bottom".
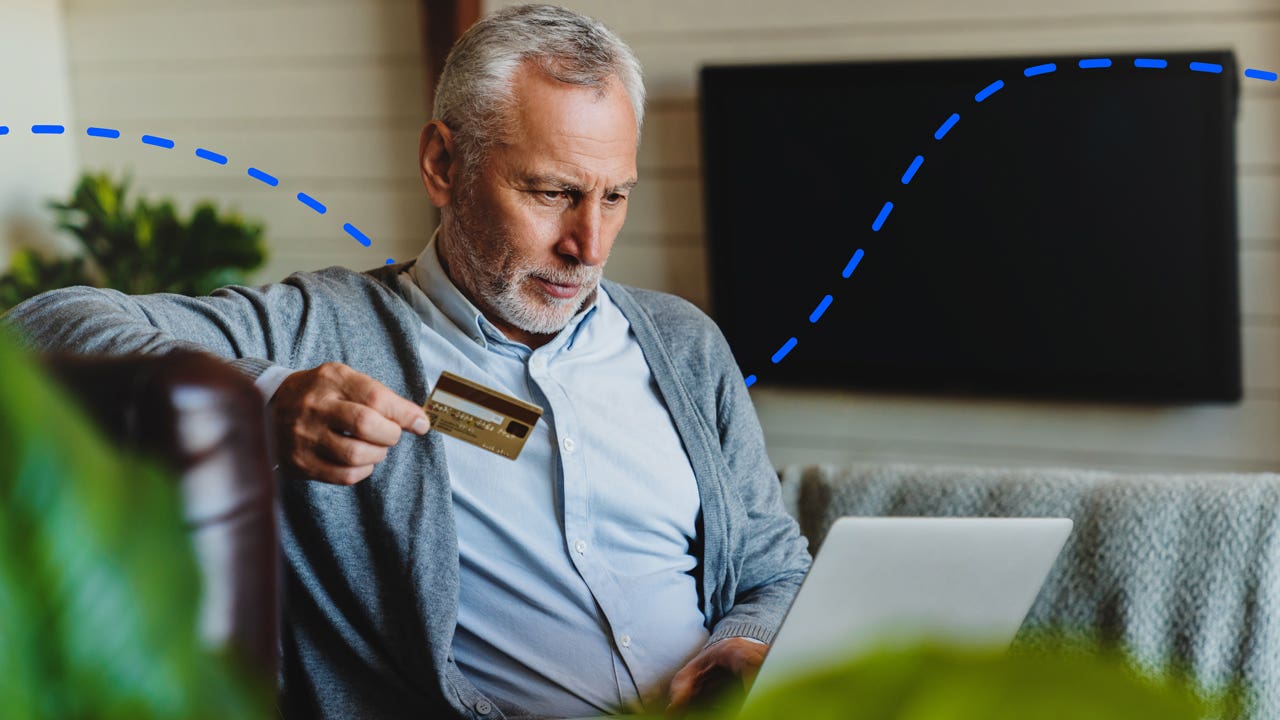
[{"left": 255, "top": 235, "right": 709, "bottom": 717}]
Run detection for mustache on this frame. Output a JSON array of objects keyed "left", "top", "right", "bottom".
[{"left": 527, "top": 265, "right": 601, "bottom": 286}]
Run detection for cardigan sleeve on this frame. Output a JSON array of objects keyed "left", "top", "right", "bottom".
[
  {"left": 703, "top": 327, "right": 812, "bottom": 647},
  {"left": 1, "top": 280, "right": 308, "bottom": 383}
]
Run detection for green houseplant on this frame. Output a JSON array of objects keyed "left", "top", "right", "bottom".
[
  {"left": 693, "top": 637, "right": 1244, "bottom": 720},
  {"left": 0, "top": 172, "right": 267, "bottom": 311},
  {"left": 0, "top": 324, "right": 269, "bottom": 718}
]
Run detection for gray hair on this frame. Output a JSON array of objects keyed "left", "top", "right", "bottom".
[{"left": 432, "top": 4, "right": 645, "bottom": 171}]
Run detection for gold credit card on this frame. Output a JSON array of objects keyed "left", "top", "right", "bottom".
[{"left": 425, "top": 371, "right": 543, "bottom": 461}]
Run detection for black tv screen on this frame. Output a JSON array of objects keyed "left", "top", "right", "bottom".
[{"left": 700, "top": 51, "right": 1241, "bottom": 403}]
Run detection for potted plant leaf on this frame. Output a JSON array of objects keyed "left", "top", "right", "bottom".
[
  {"left": 0, "top": 172, "right": 267, "bottom": 311},
  {"left": 688, "top": 636, "right": 1245, "bottom": 720},
  {"left": 0, "top": 324, "right": 270, "bottom": 718}
]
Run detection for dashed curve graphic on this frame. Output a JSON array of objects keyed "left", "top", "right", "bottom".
[
  {"left": 10, "top": 125, "right": 388, "bottom": 264},
  {"left": 740, "top": 57, "right": 1277, "bottom": 388},
  {"left": 3, "top": 58, "right": 1277, "bottom": 387}
]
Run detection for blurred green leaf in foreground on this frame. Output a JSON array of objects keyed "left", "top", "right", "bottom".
[
  {"left": 0, "top": 326, "right": 269, "bottom": 719},
  {"left": 721, "top": 638, "right": 1242, "bottom": 720}
]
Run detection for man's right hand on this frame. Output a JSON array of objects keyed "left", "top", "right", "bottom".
[{"left": 268, "top": 361, "right": 431, "bottom": 485}]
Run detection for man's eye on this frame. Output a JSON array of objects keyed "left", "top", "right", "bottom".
[
  {"left": 605, "top": 193, "right": 627, "bottom": 205},
  {"left": 538, "top": 190, "right": 566, "bottom": 202}
]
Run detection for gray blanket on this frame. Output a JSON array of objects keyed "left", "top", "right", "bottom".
[{"left": 779, "top": 462, "right": 1280, "bottom": 717}]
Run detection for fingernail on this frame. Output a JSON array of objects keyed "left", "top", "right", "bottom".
[{"left": 412, "top": 417, "right": 430, "bottom": 435}]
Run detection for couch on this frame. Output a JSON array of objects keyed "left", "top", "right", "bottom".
[{"left": 778, "top": 461, "right": 1280, "bottom": 717}]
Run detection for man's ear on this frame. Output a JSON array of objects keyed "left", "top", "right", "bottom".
[{"left": 419, "top": 120, "right": 457, "bottom": 208}]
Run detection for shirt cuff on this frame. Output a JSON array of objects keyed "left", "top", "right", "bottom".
[{"left": 253, "top": 364, "right": 296, "bottom": 405}]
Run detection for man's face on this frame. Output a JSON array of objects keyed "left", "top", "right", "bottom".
[{"left": 442, "top": 66, "right": 639, "bottom": 343}]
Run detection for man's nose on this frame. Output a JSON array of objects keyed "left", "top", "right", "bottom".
[{"left": 562, "top": 201, "right": 605, "bottom": 266}]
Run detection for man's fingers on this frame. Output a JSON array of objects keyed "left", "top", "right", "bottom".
[
  {"left": 666, "top": 639, "right": 768, "bottom": 716},
  {"left": 339, "top": 366, "right": 432, "bottom": 435},
  {"left": 271, "top": 362, "right": 428, "bottom": 486},
  {"left": 287, "top": 453, "right": 375, "bottom": 486},
  {"left": 318, "top": 429, "right": 391, "bottom": 468},
  {"left": 730, "top": 644, "right": 769, "bottom": 676},
  {"left": 737, "top": 647, "right": 768, "bottom": 689},
  {"left": 665, "top": 666, "right": 697, "bottom": 715},
  {"left": 330, "top": 400, "right": 406, "bottom": 447}
]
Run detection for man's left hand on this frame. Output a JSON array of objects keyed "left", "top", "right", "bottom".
[{"left": 666, "top": 637, "right": 769, "bottom": 717}]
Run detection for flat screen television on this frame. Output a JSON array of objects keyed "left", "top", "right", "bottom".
[{"left": 700, "top": 51, "right": 1241, "bottom": 403}]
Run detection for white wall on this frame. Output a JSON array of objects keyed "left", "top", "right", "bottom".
[
  {"left": 60, "top": 0, "right": 434, "bottom": 284},
  {"left": 0, "top": 0, "right": 80, "bottom": 269},
  {"left": 49, "top": 0, "right": 1280, "bottom": 473},
  {"left": 486, "top": 0, "right": 1280, "bottom": 473}
]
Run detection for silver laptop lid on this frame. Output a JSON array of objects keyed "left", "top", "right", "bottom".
[{"left": 749, "top": 516, "right": 1072, "bottom": 699}]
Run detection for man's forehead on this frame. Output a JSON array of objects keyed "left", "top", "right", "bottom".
[
  {"left": 505, "top": 66, "right": 638, "bottom": 145},
  {"left": 484, "top": 67, "right": 639, "bottom": 188}
]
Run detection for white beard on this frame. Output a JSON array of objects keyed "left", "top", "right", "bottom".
[{"left": 443, "top": 203, "right": 603, "bottom": 336}]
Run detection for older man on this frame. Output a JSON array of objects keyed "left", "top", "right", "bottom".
[{"left": 3, "top": 4, "right": 809, "bottom": 719}]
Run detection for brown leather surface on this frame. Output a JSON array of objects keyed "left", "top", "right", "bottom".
[{"left": 41, "top": 349, "right": 279, "bottom": 680}]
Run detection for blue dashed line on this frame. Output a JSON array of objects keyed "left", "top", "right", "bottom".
[
  {"left": 901, "top": 155, "right": 924, "bottom": 185},
  {"left": 343, "top": 223, "right": 372, "bottom": 247},
  {"left": 297, "top": 192, "right": 326, "bottom": 215},
  {"left": 246, "top": 167, "right": 278, "bottom": 187},
  {"left": 741, "top": 54, "right": 1268, "bottom": 388},
  {"left": 842, "top": 249, "right": 865, "bottom": 278},
  {"left": 934, "top": 113, "right": 960, "bottom": 140},
  {"left": 141, "top": 134, "right": 174, "bottom": 148},
  {"left": 2, "top": 55, "right": 1266, "bottom": 393},
  {"left": 195, "top": 148, "right": 228, "bottom": 165},
  {"left": 872, "top": 201, "right": 894, "bottom": 232},
  {"left": 771, "top": 338, "right": 798, "bottom": 364},
  {"left": 809, "top": 295, "right": 834, "bottom": 323},
  {"left": 975, "top": 80, "right": 1004, "bottom": 102}
]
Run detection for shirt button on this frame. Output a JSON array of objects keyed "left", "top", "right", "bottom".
[
  {"left": 574, "top": 539, "right": 587, "bottom": 554},
  {"left": 530, "top": 356, "right": 546, "bottom": 372},
  {"left": 562, "top": 437, "right": 576, "bottom": 453},
  {"left": 475, "top": 699, "right": 492, "bottom": 715},
  {"left": 619, "top": 634, "right": 631, "bottom": 648}
]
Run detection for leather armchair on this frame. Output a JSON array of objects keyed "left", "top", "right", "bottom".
[{"left": 41, "top": 350, "right": 279, "bottom": 681}]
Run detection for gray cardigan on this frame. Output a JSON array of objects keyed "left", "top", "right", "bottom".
[{"left": 3, "top": 262, "right": 812, "bottom": 719}]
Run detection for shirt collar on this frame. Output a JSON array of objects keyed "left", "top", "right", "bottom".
[{"left": 407, "top": 228, "right": 602, "bottom": 352}]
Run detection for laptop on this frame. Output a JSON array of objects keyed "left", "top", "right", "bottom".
[
  {"left": 746, "top": 516, "right": 1073, "bottom": 701},
  {"left": 566, "top": 516, "right": 1072, "bottom": 718}
]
